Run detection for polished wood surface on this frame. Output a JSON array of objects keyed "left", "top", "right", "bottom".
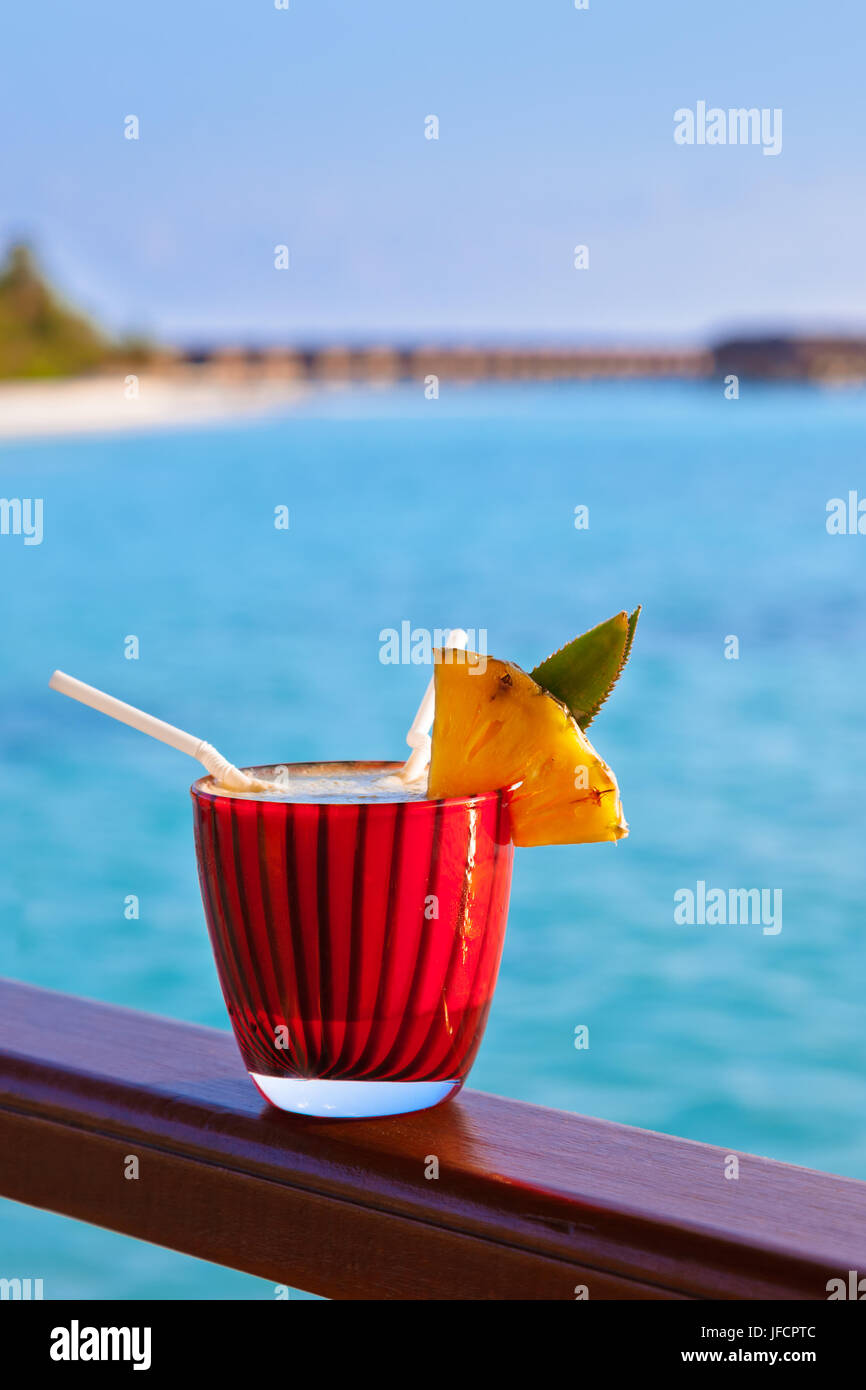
[{"left": 1, "top": 977, "right": 863, "bottom": 1299}]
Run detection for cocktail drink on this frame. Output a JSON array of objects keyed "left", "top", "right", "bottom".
[
  {"left": 51, "top": 609, "right": 638, "bottom": 1121},
  {"left": 191, "top": 762, "right": 513, "bottom": 1117}
]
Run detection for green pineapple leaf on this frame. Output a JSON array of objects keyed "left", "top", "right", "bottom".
[{"left": 530, "top": 606, "right": 641, "bottom": 730}]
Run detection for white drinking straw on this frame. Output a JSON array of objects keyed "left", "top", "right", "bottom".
[
  {"left": 48, "top": 670, "right": 278, "bottom": 793},
  {"left": 396, "top": 628, "right": 469, "bottom": 783}
]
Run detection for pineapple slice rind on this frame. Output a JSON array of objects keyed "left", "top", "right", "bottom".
[{"left": 428, "top": 651, "right": 628, "bottom": 847}]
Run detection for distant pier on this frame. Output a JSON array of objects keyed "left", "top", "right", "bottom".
[{"left": 148, "top": 336, "right": 866, "bottom": 384}]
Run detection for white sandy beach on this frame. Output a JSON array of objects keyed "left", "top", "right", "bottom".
[{"left": 0, "top": 374, "right": 308, "bottom": 440}]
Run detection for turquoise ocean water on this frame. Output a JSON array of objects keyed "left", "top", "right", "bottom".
[{"left": 1, "top": 380, "right": 865, "bottom": 1297}]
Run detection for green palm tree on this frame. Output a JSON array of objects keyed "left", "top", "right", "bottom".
[{"left": 0, "top": 242, "right": 111, "bottom": 378}]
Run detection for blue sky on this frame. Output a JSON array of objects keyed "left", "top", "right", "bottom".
[{"left": 2, "top": 0, "right": 863, "bottom": 344}]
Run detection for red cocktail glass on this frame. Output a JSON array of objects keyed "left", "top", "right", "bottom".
[{"left": 191, "top": 761, "right": 513, "bottom": 1117}]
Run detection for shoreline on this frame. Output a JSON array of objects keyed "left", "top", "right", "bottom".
[
  {"left": 2, "top": 356, "right": 865, "bottom": 442},
  {"left": 0, "top": 374, "right": 308, "bottom": 441}
]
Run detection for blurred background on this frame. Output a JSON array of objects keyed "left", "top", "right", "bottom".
[{"left": 1, "top": 0, "right": 865, "bottom": 1298}]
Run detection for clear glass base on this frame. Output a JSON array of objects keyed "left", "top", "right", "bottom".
[{"left": 250, "top": 1073, "right": 461, "bottom": 1118}]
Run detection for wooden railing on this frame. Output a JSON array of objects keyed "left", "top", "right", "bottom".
[{"left": 1, "top": 977, "right": 864, "bottom": 1300}]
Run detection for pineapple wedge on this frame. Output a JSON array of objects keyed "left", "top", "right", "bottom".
[{"left": 427, "top": 651, "right": 627, "bottom": 848}]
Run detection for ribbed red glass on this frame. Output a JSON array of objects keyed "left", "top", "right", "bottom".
[{"left": 191, "top": 762, "right": 513, "bottom": 1106}]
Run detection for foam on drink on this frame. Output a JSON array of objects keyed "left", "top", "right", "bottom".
[{"left": 201, "top": 761, "right": 428, "bottom": 803}]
